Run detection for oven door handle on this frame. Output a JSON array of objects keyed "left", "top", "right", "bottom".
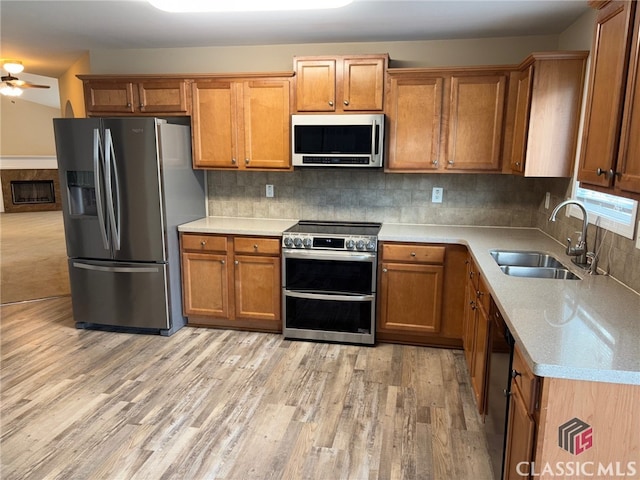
[
  {"left": 284, "top": 290, "right": 375, "bottom": 302},
  {"left": 283, "top": 250, "right": 376, "bottom": 262}
]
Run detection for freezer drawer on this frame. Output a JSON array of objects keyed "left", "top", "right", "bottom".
[{"left": 69, "top": 259, "right": 170, "bottom": 331}]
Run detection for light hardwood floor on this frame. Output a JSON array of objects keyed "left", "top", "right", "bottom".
[
  {"left": 0, "top": 211, "right": 70, "bottom": 304},
  {"left": 1, "top": 297, "right": 494, "bottom": 480}
]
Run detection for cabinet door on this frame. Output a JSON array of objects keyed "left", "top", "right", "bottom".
[
  {"left": 137, "top": 80, "right": 189, "bottom": 114},
  {"left": 84, "top": 81, "right": 136, "bottom": 115},
  {"left": 446, "top": 74, "right": 506, "bottom": 171},
  {"left": 510, "top": 66, "right": 533, "bottom": 174},
  {"left": 504, "top": 385, "right": 536, "bottom": 480},
  {"left": 378, "top": 262, "right": 443, "bottom": 334},
  {"left": 182, "top": 252, "right": 230, "bottom": 319},
  {"left": 242, "top": 80, "right": 291, "bottom": 170},
  {"left": 386, "top": 75, "right": 444, "bottom": 171},
  {"left": 471, "top": 303, "right": 491, "bottom": 414},
  {"left": 578, "top": 1, "right": 636, "bottom": 187},
  {"left": 342, "top": 57, "right": 385, "bottom": 111},
  {"left": 617, "top": 8, "right": 640, "bottom": 195},
  {"left": 234, "top": 255, "right": 281, "bottom": 322},
  {"left": 462, "top": 281, "right": 477, "bottom": 372},
  {"left": 295, "top": 59, "right": 336, "bottom": 112},
  {"left": 191, "top": 81, "right": 239, "bottom": 169}
]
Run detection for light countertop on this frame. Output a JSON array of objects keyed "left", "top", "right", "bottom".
[{"left": 179, "top": 217, "right": 640, "bottom": 386}]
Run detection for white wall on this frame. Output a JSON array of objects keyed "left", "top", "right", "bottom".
[{"left": 89, "top": 34, "right": 560, "bottom": 74}]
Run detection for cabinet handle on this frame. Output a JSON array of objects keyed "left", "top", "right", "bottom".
[
  {"left": 328, "top": 100, "right": 334, "bottom": 106},
  {"left": 343, "top": 100, "right": 349, "bottom": 106}
]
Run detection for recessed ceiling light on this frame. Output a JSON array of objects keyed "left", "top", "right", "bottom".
[{"left": 148, "top": 0, "right": 353, "bottom": 12}]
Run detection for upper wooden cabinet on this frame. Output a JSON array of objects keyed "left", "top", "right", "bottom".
[
  {"left": 386, "top": 68, "right": 509, "bottom": 173},
  {"left": 578, "top": 1, "right": 640, "bottom": 200},
  {"left": 509, "top": 52, "right": 588, "bottom": 177},
  {"left": 294, "top": 54, "right": 388, "bottom": 112},
  {"left": 78, "top": 75, "right": 191, "bottom": 116},
  {"left": 191, "top": 75, "right": 293, "bottom": 170}
]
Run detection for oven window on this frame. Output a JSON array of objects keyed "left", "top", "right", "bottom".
[
  {"left": 285, "top": 296, "right": 372, "bottom": 334},
  {"left": 284, "top": 257, "right": 374, "bottom": 294}
]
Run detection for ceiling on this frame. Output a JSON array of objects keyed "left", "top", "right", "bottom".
[{"left": 1, "top": 0, "right": 590, "bottom": 80}]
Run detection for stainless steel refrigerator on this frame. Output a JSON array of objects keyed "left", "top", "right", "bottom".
[{"left": 53, "top": 117, "right": 205, "bottom": 335}]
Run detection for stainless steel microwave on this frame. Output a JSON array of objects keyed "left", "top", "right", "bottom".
[{"left": 291, "top": 114, "right": 385, "bottom": 167}]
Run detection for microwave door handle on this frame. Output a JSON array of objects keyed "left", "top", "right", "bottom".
[
  {"left": 93, "top": 128, "right": 109, "bottom": 250},
  {"left": 371, "top": 118, "right": 380, "bottom": 156}
]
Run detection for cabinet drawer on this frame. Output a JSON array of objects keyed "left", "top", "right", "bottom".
[
  {"left": 234, "top": 237, "right": 280, "bottom": 255},
  {"left": 512, "top": 345, "right": 537, "bottom": 414},
  {"left": 182, "top": 234, "right": 228, "bottom": 253},
  {"left": 382, "top": 244, "right": 445, "bottom": 264}
]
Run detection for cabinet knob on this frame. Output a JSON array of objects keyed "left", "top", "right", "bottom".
[
  {"left": 126, "top": 103, "right": 132, "bottom": 108},
  {"left": 245, "top": 158, "right": 250, "bottom": 165},
  {"left": 410, "top": 252, "right": 416, "bottom": 257},
  {"left": 448, "top": 160, "right": 454, "bottom": 165},
  {"left": 234, "top": 260, "right": 239, "bottom": 265},
  {"left": 343, "top": 100, "right": 349, "bottom": 106},
  {"left": 596, "top": 167, "right": 606, "bottom": 176},
  {"left": 432, "top": 159, "right": 439, "bottom": 167},
  {"left": 253, "top": 244, "right": 258, "bottom": 249},
  {"left": 382, "top": 268, "right": 388, "bottom": 273},
  {"left": 328, "top": 100, "right": 334, "bottom": 106},
  {"left": 139, "top": 103, "right": 144, "bottom": 108},
  {"left": 231, "top": 158, "right": 237, "bottom": 165},
  {"left": 221, "top": 260, "right": 226, "bottom": 265},
  {"left": 200, "top": 240, "right": 206, "bottom": 246},
  {"left": 511, "top": 369, "right": 521, "bottom": 379},
  {"left": 515, "top": 162, "right": 521, "bottom": 167}
]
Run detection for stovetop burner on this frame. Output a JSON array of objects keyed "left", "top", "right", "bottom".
[
  {"left": 283, "top": 220, "right": 381, "bottom": 251},
  {"left": 285, "top": 220, "right": 382, "bottom": 236}
]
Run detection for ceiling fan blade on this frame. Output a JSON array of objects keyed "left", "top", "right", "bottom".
[{"left": 6, "top": 79, "right": 50, "bottom": 89}]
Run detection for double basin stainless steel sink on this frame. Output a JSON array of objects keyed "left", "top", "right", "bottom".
[{"left": 490, "top": 250, "right": 580, "bottom": 280}]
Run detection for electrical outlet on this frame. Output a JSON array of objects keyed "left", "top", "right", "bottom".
[
  {"left": 432, "top": 187, "right": 443, "bottom": 203},
  {"left": 545, "top": 192, "right": 550, "bottom": 210},
  {"left": 266, "top": 184, "right": 274, "bottom": 198}
]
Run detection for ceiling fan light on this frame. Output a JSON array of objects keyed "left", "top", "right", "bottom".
[
  {"left": 148, "top": 0, "right": 353, "bottom": 12},
  {"left": 2, "top": 61, "right": 24, "bottom": 75},
  {"left": 0, "top": 84, "right": 23, "bottom": 97}
]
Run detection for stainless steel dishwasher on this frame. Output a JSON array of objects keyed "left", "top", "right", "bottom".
[{"left": 483, "top": 302, "right": 515, "bottom": 480}]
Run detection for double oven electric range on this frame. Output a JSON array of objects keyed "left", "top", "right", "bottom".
[{"left": 281, "top": 220, "right": 381, "bottom": 345}]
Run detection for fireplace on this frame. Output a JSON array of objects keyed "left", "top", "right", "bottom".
[{"left": 1, "top": 169, "right": 62, "bottom": 213}]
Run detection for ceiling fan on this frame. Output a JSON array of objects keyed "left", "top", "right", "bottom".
[{"left": 1, "top": 60, "right": 50, "bottom": 97}]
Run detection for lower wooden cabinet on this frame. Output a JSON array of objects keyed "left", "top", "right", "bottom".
[
  {"left": 377, "top": 242, "right": 466, "bottom": 347},
  {"left": 180, "top": 233, "right": 281, "bottom": 332},
  {"left": 463, "top": 254, "right": 492, "bottom": 413},
  {"left": 504, "top": 344, "right": 540, "bottom": 479}
]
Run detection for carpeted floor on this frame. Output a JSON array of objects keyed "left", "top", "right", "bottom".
[{"left": 0, "top": 211, "right": 70, "bottom": 304}]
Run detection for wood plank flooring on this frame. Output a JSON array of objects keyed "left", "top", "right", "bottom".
[
  {"left": 1, "top": 297, "right": 494, "bottom": 480},
  {"left": 0, "top": 211, "right": 70, "bottom": 304}
]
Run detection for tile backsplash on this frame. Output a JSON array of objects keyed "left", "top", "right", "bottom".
[{"left": 207, "top": 170, "right": 639, "bottom": 292}]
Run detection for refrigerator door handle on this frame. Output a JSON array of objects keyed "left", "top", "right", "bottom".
[
  {"left": 72, "top": 261, "right": 161, "bottom": 274},
  {"left": 104, "top": 129, "right": 122, "bottom": 251},
  {"left": 93, "top": 128, "right": 109, "bottom": 250}
]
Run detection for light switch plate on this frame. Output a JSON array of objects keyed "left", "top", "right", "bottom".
[
  {"left": 432, "top": 187, "right": 443, "bottom": 203},
  {"left": 266, "top": 184, "right": 274, "bottom": 198}
]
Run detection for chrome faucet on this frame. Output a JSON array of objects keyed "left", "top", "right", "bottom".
[{"left": 549, "top": 199, "right": 597, "bottom": 273}]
